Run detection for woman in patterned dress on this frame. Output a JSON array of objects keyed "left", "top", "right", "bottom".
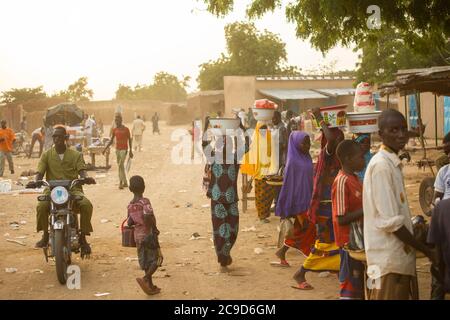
[{"left": 203, "top": 117, "right": 249, "bottom": 272}]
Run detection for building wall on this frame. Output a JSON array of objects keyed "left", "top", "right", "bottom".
[
  {"left": 187, "top": 93, "right": 224, "bottom": 120},
  {"left": 397, "top": 92, "right": 445, "bottom": 140},
  {"left": 224, "top": 76, "right": 256, "bottom": 116},
  {"left": 224, "top": 76, "right": 356, "bottom": 116}
]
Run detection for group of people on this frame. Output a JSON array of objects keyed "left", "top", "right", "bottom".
[
  {"left": 18, "top": 103, "right": 450, "bottom": 299},
  {"left": 202, "top": 106, "right": 450, "bottom": 300}
]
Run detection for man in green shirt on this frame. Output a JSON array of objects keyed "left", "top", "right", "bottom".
[{"left": 28, "top": 126, "right": 96, "bottom": 256}]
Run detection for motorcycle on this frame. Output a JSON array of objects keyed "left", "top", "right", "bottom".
[{"left": 29, "top": 178, "right": 93, "bottom": 284}]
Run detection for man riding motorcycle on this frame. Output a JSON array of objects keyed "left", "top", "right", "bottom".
[{"left": 27, "top": 126, "right": 95, "bottom": 257}]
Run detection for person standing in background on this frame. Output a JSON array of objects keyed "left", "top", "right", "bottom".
[
  {"left": 0, "top": 120, "right": 16, "bottom": 176},
  {"left": 132, "top": 115, "right": 146, "bottom": 152},
  {"left": 83, "top": 114, "right": 96, "bottom": 147},
  {"left": 28, "top": 127, "right": 44, "bottom": 158},
  {"left": 151, "top": 112, "right": 160, "bottom": 135},
  {"left": 103, "top": 115, "right": 133, "bottom": 189}
]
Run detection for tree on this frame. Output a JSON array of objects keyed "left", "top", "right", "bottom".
[
  {"left": 197, "top": 22, "right": 298, "bottom": 90},
  {"left": 202, "top": 0, "right": 449, "bottom": 53},
  {"left": 1, "top": 86, "right": 47, "bottom": 104},
  {"left": 114, "top": 72, "right": 188, "bottom": 102},
  {"left": 54, "top": 77, "right": 94, "bottom": 102},
  {"left": 355, "top": 34, "right": 450, "bottom": 84}
]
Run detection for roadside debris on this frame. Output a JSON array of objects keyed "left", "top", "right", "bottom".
[
  {"left": 100, "top": 219, "right": 110, "bottom": 224},
  {"left": 30, "top": 269, "right": 44, "bottom": 274},
  {"left": 254, "top": 248, "right": 264, "bottom": 255},
  {"left": 318, "top": 271, "right": 331, "bottom": 278},
  {"left": 242, "top": 226, "right": 257, "bottom": 232},
  {"left": 125, "top": 257, "right": 138, "bottom": 262},
  {"left": 6, "top": 239, "right": 26, "bottom": 246},
  {"left": 186, "top": 202, "right": 193, "bottom": 208},
  {"left": 201, "top": 204, "right": 210, "bottom": 208},
  {"left": 5, "top": 268, "right": 18, "bottom": 273},
  {"left": 94, "top": 292, "right": 111, "bottom": 297},
  {"left": 9, "top": 222, "right": 20, "bottom": 230}
]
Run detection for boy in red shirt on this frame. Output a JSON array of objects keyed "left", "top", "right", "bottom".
[
  {"left": 332, "top": 140, "right": 366, "bottom": 299},
  {"left": 104, "top": 115, "right": 133, "bottom": 189}
]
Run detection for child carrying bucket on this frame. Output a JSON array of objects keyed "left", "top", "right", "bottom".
[{"left": 126, "top": 175, "right": 163, "bottom": 295}]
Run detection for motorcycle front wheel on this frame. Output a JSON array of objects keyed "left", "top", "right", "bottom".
[{"left": 55, "top": 229, "right": 68, "bottom": 284}]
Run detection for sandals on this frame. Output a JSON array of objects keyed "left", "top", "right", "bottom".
[
  {"left": 270, "top": 260, "right": 290, "bottom": 268},
  {"left": 136, "top": 278, "right": 161, "bottom": 295},
  {"left": 291, "top": 281, "right": 314, "bottom": 290}
]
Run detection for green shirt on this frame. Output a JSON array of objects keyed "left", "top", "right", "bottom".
[{"left": 37, "top": 147, "right": 86, "bottom": 182}]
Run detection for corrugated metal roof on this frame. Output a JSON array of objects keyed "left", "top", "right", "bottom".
[
  {"left": 258, "top": 89, "right": 328, "bottom": 100},
  {"left": 313, "top": 88, "right": 355, "bottom": 97}
]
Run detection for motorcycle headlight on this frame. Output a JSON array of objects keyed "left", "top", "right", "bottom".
[{"left": 50, "top": 186, "right": 69, "bottom": 205}]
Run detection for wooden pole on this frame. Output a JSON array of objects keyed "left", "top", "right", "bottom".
[
  {"left": 404, "top": 95, "right": 408, "bottom": 129},
  {"left": 416, "top": 92, "right": 427, "bottom": 160},
  {"left": 387, "top": 94, "right": 390, "bottom": 109},
  {"left": 435, "top": 94, "right": 438, "bottom": 147}
]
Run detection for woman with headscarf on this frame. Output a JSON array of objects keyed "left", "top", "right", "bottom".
[
  {"left": 353, "top": 133, "right": 373, "bottom": 182},
  {"left": 241, "top": 121, "right": 279, "bottom": 223},
  {"left": 202, "top": 117, "right": 249, "bottom": 272},
  {"left": 291, "top": 108, "right": 344, "bottom": 290},
  {"left": 274, "top": 132, "right": 315, "bottom": 267}
]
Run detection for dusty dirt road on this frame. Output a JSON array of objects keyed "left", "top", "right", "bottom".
[{"left": 0, "top": 122, "right": 435, "bottom": 300}]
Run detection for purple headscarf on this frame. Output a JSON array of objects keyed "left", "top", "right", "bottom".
[{"left": 275, "top": 131, "right": 313, "bottom": 218}]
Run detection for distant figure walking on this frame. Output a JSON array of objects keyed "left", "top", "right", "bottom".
[
  {"left": 151, "top": 112, "right": 160, "bottom": 135},
  {"left": 132, "top": 115, "right": 146, "bottom": 152},
  {"left": 103, "top": 115, "right": 133, "bottom": 189}
]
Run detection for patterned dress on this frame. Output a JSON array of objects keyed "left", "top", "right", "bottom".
[
  {"left": 204, "top": 136, "right": 248, "bottom": 266},
  {"left": 209, "top": 162, "right": 240, "bottom": 266}
]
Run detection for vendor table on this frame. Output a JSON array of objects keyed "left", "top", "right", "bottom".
[{"left": 88, "top": 146, "right": 110, "bottom": 169}]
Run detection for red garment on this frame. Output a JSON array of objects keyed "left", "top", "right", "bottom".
[
  {"left": 332, "top": 170, "right": 363, "bottom": 247},
  {"left": 0, "top": 128, "right": 15, "bottom": 152},
  {"left": 112, "top": 126, "right": 130, "bottom": 150},
  {"left": 308, "top": 128, "right": 344, "bottom": 224},
  {"left": 127, "top": 198, "right": 154, "bottom": 245},
  {"left": 284, "top": 211, "right": 316, "bottom": 256}
]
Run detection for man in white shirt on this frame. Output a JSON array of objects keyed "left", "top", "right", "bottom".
[
  {"left": 434, "top": 133, "right": 450, "bottom": 202},
  {"left": 84, "top": 114, "right": 96, "bottom": 147},
  {"left": 363, "top": 109, "right": 436, "bottom": 300},
  {"left": 132, "top": 115, "right": 146, "bottom": 152}
]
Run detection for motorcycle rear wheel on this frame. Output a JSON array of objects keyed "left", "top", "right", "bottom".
[
  {"left": 419, "top": 177, "right": 435, "bottom": 215},
  {"left": 55, "top": 229, "right": 68, "bottom": 284}
]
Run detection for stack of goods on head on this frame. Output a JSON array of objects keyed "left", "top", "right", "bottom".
[
  {"left": 311, "top": 104, "right": 348, "bottom": 129},
  {"left": 347, "top": 82, "right": 381, "bottom": 134},
  {"left": 252, "top": 99, "right": 277, "bottom": 121},
  {"left": 209, "top": 118, "right": 241, "bottom": 135}
]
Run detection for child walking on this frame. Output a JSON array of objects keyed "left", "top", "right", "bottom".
[
  {"left": 332, "top": 140, "right": 366, "bottom": 299},
  {"left": 127, "top": 175, "right": 163, "bottom": 295}
]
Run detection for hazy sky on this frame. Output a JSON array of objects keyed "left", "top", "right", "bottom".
[{"left": 0, "top": 0, "right": 359, "bottom": 100}]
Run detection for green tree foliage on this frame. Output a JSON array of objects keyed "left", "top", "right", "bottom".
[
  {"left": 115, "top": 72, "right": 188, "bottom": 102},
  {"left": 1, "top": 86, "right": 47, "bottom": 104},
  {"left": 356, "top": 34, "right": 450, "bottom": 84},
  {"left": 54, "top": 77, "right": 94, "bottom": 102},
  {"left": 197, "top": 22, "right": 298, "bottom": 90},
  {"left": 202, "top": 1, "right": 449, "bottom": 85},
  {"left": 202, "top": 0, "right": 449, "bottom": 53}
]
